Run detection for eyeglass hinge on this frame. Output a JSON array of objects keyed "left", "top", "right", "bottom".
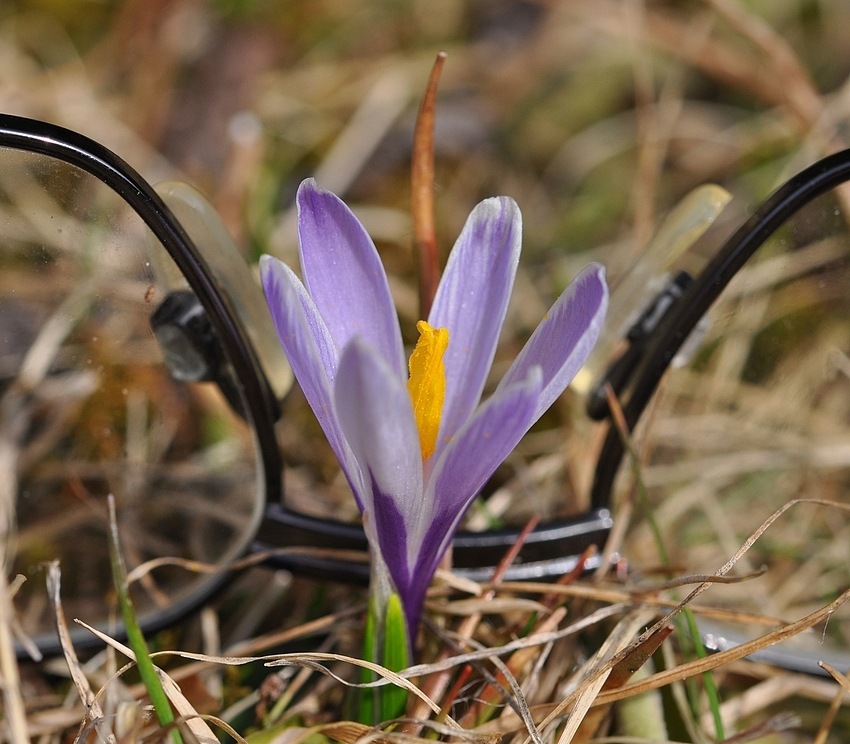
[{"left": 586, "top": 269, "right": 693, "bottom": 421}]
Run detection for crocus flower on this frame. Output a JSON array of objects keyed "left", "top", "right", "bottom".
[{"left": 261, "top": 179, "right": 608, "bottom": 634}]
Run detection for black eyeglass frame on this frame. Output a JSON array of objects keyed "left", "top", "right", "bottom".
[
  {"left": 1, "top": 114, "right": 611, "bottom": 656},
  {"left": 4, "top": 113, "right": 850, "bottom": 658}
]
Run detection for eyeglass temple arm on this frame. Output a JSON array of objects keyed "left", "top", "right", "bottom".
[{"left": 589, "top": 146, "right": 850, "bottom": 510}]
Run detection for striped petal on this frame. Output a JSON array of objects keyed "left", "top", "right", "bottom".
[
  {"left": 497, "top": 263, "right": 608, "bottom": 421},
  {"left": 333, "top": 338, "right": 424, "bottom": 594},
  {"left": 398, "top": 367, "right": 542, "bottom": 630},
  {"left": 298, "top": 179, "right": 406, "bottom": 377},
  {"left": 427, "top": 197, "right": 522, "bottom": 450},
  {"left": 260, "top": 255, "right": 364, "bottom": 506}
]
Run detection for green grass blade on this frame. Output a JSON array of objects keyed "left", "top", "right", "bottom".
[
  {"left": 684, "top": 605, "right": 725, "bottom": 740},
  {"left": 107, "top": 495, "right": 182, "bottom": 744}
]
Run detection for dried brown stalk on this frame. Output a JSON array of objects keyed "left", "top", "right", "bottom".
[{"left": 411, "top": 52, "right": 446, "bottom": 319}]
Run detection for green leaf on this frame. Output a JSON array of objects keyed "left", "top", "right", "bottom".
[
  {"left": 380, "top": 593, "right": 409, "bottom": 721},
  {"left": 357, "top": 597, "right": 378, "bottom": 725}
]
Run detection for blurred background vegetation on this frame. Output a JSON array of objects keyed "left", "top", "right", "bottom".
[{"left": 4, "top": 0, "right": 848, "bottom": 268}]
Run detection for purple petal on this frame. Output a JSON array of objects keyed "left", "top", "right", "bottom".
[
  {"left": 260, "top": 255, "right": 365, "bottom": 507},
  {"left": 297, "top": 179, "right": 405, "bottom": 376},
  {"left": 260, "top": 255, "right": 338, "bottom": 379},
  {"left": 497, "top": 263, "right": 608, "bottom": 421},
  {"left": 427, "top": 197, "right": 522, "bottom": 450},
  {"left": 333, "top": 338, "right": 424, "bottom": 593},
  {"left": 398, "top": 368, "right": 542, "bottom": 629}
]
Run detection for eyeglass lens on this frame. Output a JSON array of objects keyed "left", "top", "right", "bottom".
[
  {"left": 0, "top": 147, "right": 265, "bottom": 651},
  {"left": 617, "top": 186, "right": 850, "bottom": 649}
]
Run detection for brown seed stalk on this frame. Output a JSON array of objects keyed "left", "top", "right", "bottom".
[{"left": 411, "top": 51, "right": 446, "bottom": 320}]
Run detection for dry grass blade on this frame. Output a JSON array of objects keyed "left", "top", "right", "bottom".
[
  {"left": 0, "top": 565, "right": 28, "bottom": 744},
  {"left": 492, "top": 582, "right": 786, "bottom": 628},
  {"left": 45, "top": 561, "right": 115, "bottom": 744},
  {"left": 172, "top": 715, "right": 248, "bottom": 744},
  {"left": 264, "top": 653, "right": 454, "bottom": 725},
  {"left": 6, "top": 575, "right": 39, "bottom": 662},
  {"left": 149, "top": 609, "right": 362, "bottom": 691},
  {"left": 555, "top": 670, "right": 610, "bottom": 744},
  {"left": 434, "top": 597, "right": 548, "bottom": 616},
  {"left": 717, "top": 712, "right": 802, "bottom": 743},
  {"left": 125, "top": 547, "right": 368, "bottom": 585},
  {"left": 432, "top": 569, "right": 483, "bottom": 596},
  {"left": 13, "top": 279, "right": 95, "bottom": 396},
  {"left": 79, "top": 620, "right": 261, "bottom": 668},
  {"left": 74, "top": 621, "right": 219, "bottom": 744},
  {"left": 306, "top": 721, "right": 376, "bottom": 744},
  {"left": 258, "top": 721, "right": 395, "bottom": 744},
  {"left": 485, "top": 653, "right": 543, "bottom": 744},
  {"left": 626, "top": 569, "right": 767, "bottom": 595},
  {"left": 812, "top": 662, "right": 850, "bottom": 744}
]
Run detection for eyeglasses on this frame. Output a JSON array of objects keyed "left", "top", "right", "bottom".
[{"left": 4, "top": 113, "right": 850, "bottom": 667}]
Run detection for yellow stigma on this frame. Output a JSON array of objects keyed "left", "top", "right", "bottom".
[{"left": 407, "top": 320, "right": 449, "bottom": 460}]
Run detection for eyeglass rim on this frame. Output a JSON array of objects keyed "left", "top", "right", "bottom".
[
  {"left": 0, "top": 114, "right": 285, "bottom": 501},
  {"left": 589, "top": 145, "right": 850, "bottom": 508},
  {"left": 0, "top": 113, "right": 284, "bottom": 656}
]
